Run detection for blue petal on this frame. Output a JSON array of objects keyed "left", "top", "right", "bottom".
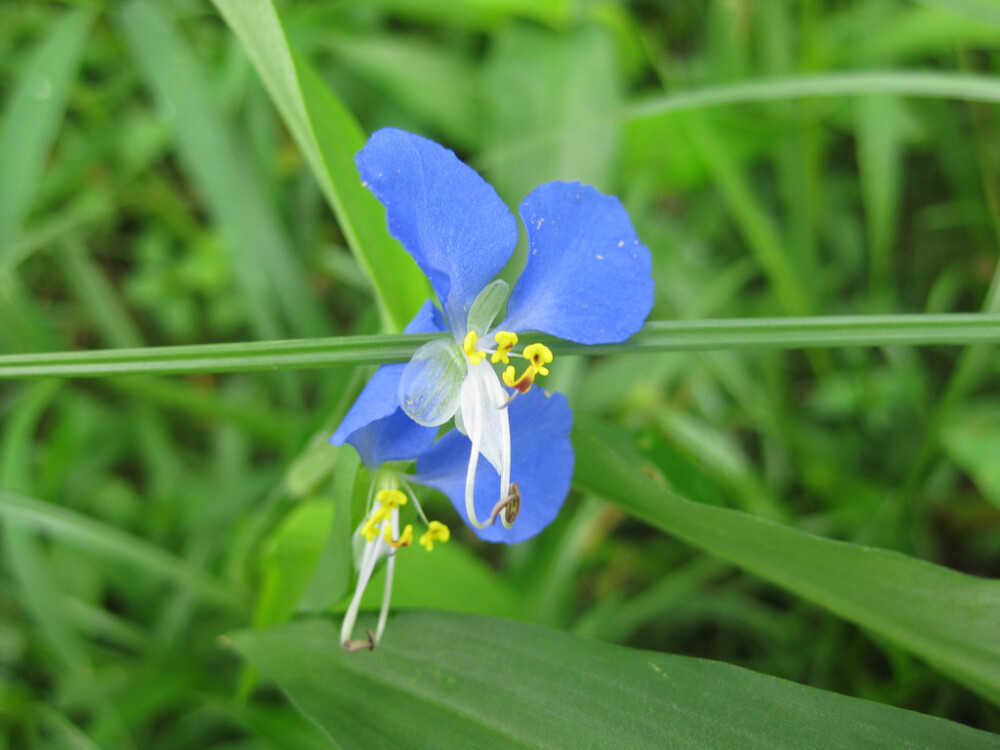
[
  {"left": 356, "top": 128, "right": 518, "bottom": 331},
  {"left": 413, "top": 388, "right": 573, "bottom": 544},
  {"left": 330, "top": 300, "right": 445, "bottom": 467},
  {"left": 501, "top": 181, "right": 653, "bottom": 343}
]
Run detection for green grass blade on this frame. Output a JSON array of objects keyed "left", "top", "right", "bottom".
[
  {"left": 627, "top": 70, "right": 1000, "bottom": 119},
  {"left": 0, "top": 489, "right": 246, "bottom": 612},
  {"left": 1, "top": 314, "right": 999, "bottom": 378},
  {"left": 480, "top": 70, "right": 1000, "bottom": 170},
  {"left": 572, "top": 424, "right": 1000, "bottom": 704},
  {"left": 228, "top": 614, "right": 1000, "bottom": 749},
  {"left": 209, "top": 0, "right": 429, "bottom": 332},
  {"left": 119, "top": 0, "right": 328, "bottom": 340},
  {"left": 1, "top": 382, "right": 88, "bottom": 672},
  {"left": 0, "top": 8, "right": 93, "bottom": 258}
]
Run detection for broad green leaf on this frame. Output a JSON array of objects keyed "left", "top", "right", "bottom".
[
  {"left": 209, "top": 0, "right": 429, "bottom": 333},
  {"left": 571, "top": 423, "right": 1000, "bottom": 704},
  {"left": 299, "top": 445, "right": 359, "bottom": 612},
  {"left": 230, "top": 614, "right": 998, "bottom": 749},
  {"left": 119, "top": 0, "right": 328, "bottom": 341},
  {"left": 255, "top": 499, "right": 336, "bottom": 628},
  {"left": 0, "top": 8, "right": 93, "bottom": 258}
]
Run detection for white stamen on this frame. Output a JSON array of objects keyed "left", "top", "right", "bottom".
[
  {"left": 465, "top": 378, "right": 486, "bottom": 527},
  {"left": 374, "top": 507, "right": 399, "bottom": 643},
  {"left": 340, "top": 526, "right": 383, "bottom": 646},
  {"left": 459, "top": 363, "right": 512, "bottom": 529}
]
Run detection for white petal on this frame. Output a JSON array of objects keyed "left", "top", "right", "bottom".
[{"left": 459, "top": 363, "right": 511, "bottom": 495}]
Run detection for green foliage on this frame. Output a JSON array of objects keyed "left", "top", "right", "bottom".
[
  {"left": 2, "top": 0, "right": 1000, "bottom": 746},
  {"left": 231, "top": 614, "right": 1000, "bottom": 749}
]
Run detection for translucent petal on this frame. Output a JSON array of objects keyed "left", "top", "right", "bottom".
[
  {"left": 502, "top": 181, "right": 653, "bottom": 344},
  {"left": 356, "top": 128, "right": 518, "bottom": 330},
  {"left": 398, "top": 338, "right": 466, "bottom": 427},
  {"left": 414, "top": 388, "right": 573, "bottom": 544}
]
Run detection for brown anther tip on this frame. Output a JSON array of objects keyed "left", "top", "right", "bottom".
[
  {"left": 342, "top": 630, "right": 377, "bottom": 653},
  {"left": 503, "top": 482, "right": 521, "bottom": 524},
  {"left": 486, "top": 482, "right": 521, "bottom": 526}
]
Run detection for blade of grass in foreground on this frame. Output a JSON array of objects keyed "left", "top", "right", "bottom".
[
  {"left": 572, "top": 423, "right": 1000, "bottom": 705},
  {"left": 0, "top": 314, "right": 998, "bottom": 379},
  {"left": 229, "top": 614, "right": 999, "bottom": 750},
  {"left": 209, "top": 0, "right": 429, "bottom": 332}
]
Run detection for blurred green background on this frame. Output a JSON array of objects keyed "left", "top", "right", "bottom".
[{"left": 2, "top": 0, "right": 1000, "bottom": 746}]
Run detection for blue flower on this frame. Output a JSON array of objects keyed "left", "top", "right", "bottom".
[{"left": 332, "top": 127, "right": 653, "bottom": 546}]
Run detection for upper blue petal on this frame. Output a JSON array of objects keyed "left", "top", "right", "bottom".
[
  {"left": 501, "top": 181, "right": 653, "bottom": 343},
  {"left": 330, "top": 299, "right": 445, "bottom": 467},
  {"left": 356, "top": 128, "right": 519, "bottom": 332},
  {"left": 412, "top": 388, "right": 573, "bottom": 544}
]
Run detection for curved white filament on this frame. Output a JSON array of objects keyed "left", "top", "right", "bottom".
[{"left": 459, "top": 363, "right": 511, "bottom": 529}]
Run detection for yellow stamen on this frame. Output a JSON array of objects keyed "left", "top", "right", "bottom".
[
  {"left": 360, "top": 490, "right": 408, "bottom": 541},
  {"left": 419, "top": 521, "right": 450, "bottom": 551},
  {"left": 384, "top": 523, "right": 413, "bottom": 549},
  {"left": 523, "top": 343, "right": 553, "bottom": 376},
  {"left": 463, "top": 331, "right": 486, "bottom": 365},
  {"left": 502, "top": 364, "right": 535, "bottom": 394},
  {"left": 375, "top": 488, "right": 407, "bottom": 510},
  {"left": 502, "top": 342, "right": 554, "bottom": 394},
  {"left": 490, "top": 331, "right": 518, "bottom": 364},
  {"left": 360, "top": 505, "right": 389, "bottom": 541}
]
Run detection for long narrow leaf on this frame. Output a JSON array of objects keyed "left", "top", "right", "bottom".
[
  {"left": 572, "top": 424, "right": 1000, "bottom": 704},
  {"left": 1, "top": 314, "right": 999, "bottom": 379}
]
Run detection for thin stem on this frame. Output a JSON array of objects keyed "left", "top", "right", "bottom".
[{"left": 1, "top": 314, "right": 1000, "bottom": 379}]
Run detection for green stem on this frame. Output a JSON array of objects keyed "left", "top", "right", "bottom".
[{"left": 1, "top": 314, "right": 999, "bottom": 379}]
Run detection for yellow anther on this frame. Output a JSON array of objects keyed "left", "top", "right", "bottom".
[
  {"left": 490, "top": 331, "right": 518, "bottom": 364},
  {"left": 523, "top": 343, "right": 553, "bottom": 376},
  {"left": 502, "top": 342, "right": 553, "bottom": 394},
  {"left": 375, "top": 488, "right": 407, "bottom": 510},
  {"left": 419, "top": 521, "right": 450, "bottom": 552},
  {"left": 384, "top": 523, "right": 413, "bottom": 549},
  {"left": 360, "top": 505, "right": 390, "bottom": 541},
  {"left": 502, "top": 364, "right": 535, "bottom": 394},
  {"left": 463, "top": 331, "right": 486, "bottom": 365}
]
